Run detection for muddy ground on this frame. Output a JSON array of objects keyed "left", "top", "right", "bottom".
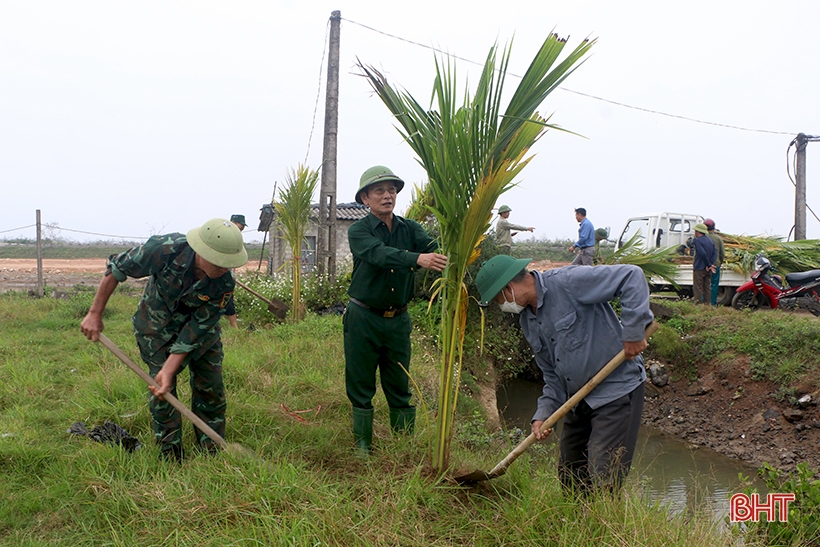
[
  {"left": 642, "top": 355, "right": 820, "bottom": 474},
  {"left": 4, "top": 258, "right": 818, "bottom": 474}
]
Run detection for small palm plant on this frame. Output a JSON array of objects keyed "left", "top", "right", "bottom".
[
  {"left": 360, "top": 33, "right": 594, "bottom": 473},
  {"left": 273, "top": 164, "right": 320, "bottom": 323}
]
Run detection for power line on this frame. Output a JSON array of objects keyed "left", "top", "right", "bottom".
[
  {"left": 0, "top": 224, "right": 36, "bottom": 235},
  {"left": 56, "top": 227, "right": 148, "bottom": 240},
  {"left": 304, "top": 18, "right": 331, "bottom": 166},
  {"left": 344, "top": 18, "right": 799, "bottom": 137}
]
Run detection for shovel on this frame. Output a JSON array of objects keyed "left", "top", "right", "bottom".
[
  {"left": 97, "top": 333, "right": 254, "bottom": 457},
  {"left": 234, "top": 279, "right": 289, "bottom": 320},
  {"left": 455, "top": 322, "right": 659, "bottom": 485}
]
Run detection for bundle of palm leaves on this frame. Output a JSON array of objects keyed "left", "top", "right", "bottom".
[{"left": 719, "top": 234, "right": 820, "bottom": 275}]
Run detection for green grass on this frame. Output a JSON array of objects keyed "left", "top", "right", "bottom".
[
  {"left": 646, "top": 299, "right": 820, "bottom": 394},
  {"left": 0, "top": 292, "right": 761, "bottom": 546}
]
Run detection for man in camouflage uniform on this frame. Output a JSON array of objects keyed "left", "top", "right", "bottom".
[
  {"left": 81, "top": 218, "right": 247, "bottom": 460},
  {"left": 345, "top": 165, "right": 447, "bottom": 455}
]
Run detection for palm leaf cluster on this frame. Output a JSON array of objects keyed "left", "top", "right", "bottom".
[
  {"left": 273, "top": 164, "right": 320, "bottom": 323},
  {"left": 604, "top": 232, "right": 681, "bottom": 284},
  {"left": 719, "top": 234, "right": 820, "bottom": 276},
  {"left": 360, "top": 34, "right": 594, "bottom": 473}
]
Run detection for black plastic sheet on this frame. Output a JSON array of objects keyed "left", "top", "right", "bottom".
[{"left": 69, "top": 421, "right": 142, "bottom": 452}]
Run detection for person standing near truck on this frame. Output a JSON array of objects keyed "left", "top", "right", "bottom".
[
  {"left": 569, "top": 208, "right": 595, "bottom": 266},
  {"left": 704, "top": 218, "right": 725, "bottom": 306},
  {"left": 692, "top": 223, "right": 717, "bottom": 304},
  {"left": 495, "top": 205, "right": 534, "bottom": 255}
]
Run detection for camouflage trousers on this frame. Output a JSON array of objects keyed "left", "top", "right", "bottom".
[{"left": 139, "top": 339, "right": 226, "bottom": 456}]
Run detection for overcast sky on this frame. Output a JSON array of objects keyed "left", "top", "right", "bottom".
[{"left": 2, "top": 1, "right": 819, "bottom": 246}]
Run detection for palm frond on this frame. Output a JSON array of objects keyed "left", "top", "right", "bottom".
[{"left": 358, "top": 33, "right": 593, "bottom": 472}]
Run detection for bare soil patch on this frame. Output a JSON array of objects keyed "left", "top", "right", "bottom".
[{"left": 0, "top": 258, "right": 260, "bottom": 293}]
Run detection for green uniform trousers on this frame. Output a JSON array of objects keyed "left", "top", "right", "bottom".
[
  {"left": 139, "top": 339, "right": 227, "bottom": 455},
  {"left": 343, "top": 302, "right": 413, "bottom": 410}
]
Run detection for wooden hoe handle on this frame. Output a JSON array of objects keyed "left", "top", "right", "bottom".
[
  {"left": 98, "top": 334, "right": 229, "bottom": 451},
  {"left": 487, "top": 322, "right": 659, "bottom": 477}
]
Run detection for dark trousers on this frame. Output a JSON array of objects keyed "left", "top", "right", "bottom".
[
  {"left": 693, "top": 269, "right": 712, "bottom": 304},
  {"left": 710, "top": 266, "right": 722, "bottom": 306},
  {"left": 140, "top": 340, "right": 226, "bottom": 454},
  {"left": 343, "top": 302, "right": 413, "bottom": 410},
  {"left": 559, "top": 382, "right": 644, "bottom": 493}
]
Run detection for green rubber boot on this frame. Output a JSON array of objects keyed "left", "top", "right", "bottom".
[
  {"left": 352, "top": 407, "right": 374, "bottom": 455},
  {"left": 389, "top": 407, "right": 416, "bottom": 435}
]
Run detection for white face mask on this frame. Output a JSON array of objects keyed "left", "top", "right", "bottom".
[{"left": 498, "top": 285, "right": 525, "bottom": 314}]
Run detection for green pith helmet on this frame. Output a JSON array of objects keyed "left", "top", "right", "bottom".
[
  {"left": 355, "top": 165, "right": 405, "bottom": 204},
  {"left": 498, "top": 205, "right": 512, "bottom": 214},
  {"left": 187, "top": 218, "right": 248, "bottom": 268},
  {"left": 694, "top": 223, "right": 708, "bottom": 234},
  {"left": 595, "top": 227, "right": 608, "bottom": 239},
  {"left": 475, "top": 255, "right": 533, "bottom": 306}
]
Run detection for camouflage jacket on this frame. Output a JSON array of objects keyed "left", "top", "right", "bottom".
[{"left": 106, "top": 233, "right": 235, "bottom": 360}]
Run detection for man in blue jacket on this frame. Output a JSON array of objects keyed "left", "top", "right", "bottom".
[
  {"left": 692, "top": 222, "right": 717, "bottom": 304},
  {"left": 569, "top": 208, "right": 596, "bottom": 266},
  {"left": 475, "top": 255, "right": 653, "bottom": 493}
]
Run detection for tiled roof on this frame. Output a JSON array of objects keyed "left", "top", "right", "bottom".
[
  {"left": 258, "top": 202, "right": 369, "bottom": 231},
  {"left": 312, "top": 202, "right": 370, "bottom": 221}
]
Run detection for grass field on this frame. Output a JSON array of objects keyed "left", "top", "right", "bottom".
[{"left": 0, "top": 289, "right": 771, "bottom": 546}]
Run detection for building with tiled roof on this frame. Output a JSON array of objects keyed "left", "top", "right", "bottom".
[{"left": 258, "top": 202, "right": 370, "bottom": 274}]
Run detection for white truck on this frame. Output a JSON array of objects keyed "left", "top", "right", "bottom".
[{"left": 614, "top": 213, "right": 748, "bottom": 306}]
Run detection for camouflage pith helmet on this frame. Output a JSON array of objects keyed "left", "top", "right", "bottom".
[
  {"left": 498, "top": 205, "right": 512, "bottom": 214},
  {"left": 187, "top": 218, "right": 248, "bottom": 268},
  {"left": 355, "top": 165, "right": 405, "bottom": 204}
]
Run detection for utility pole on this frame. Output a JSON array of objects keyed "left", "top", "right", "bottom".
[
  {"left": 36, "top": 209, "right": 44, "bottom": 297},
  {"left": 316, "top": 10, "right": 340, "bottom": 282},
  {"left": 793, "top": 133, "right": 820, "bottom": 241},
  {"left": 795, "top": 133, "right": 808, "bottom": 240}
]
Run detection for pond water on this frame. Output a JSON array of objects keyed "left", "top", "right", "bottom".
[{"left": 497, "top": 377, "right": 768, "bottom": 519}]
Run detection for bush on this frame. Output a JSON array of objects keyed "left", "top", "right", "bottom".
[
  {"left": 234, "top": 262, "right": 351, "bottom": 326},
  {"left": 737, "top": 462, "right": 820, "bottom": 545}
]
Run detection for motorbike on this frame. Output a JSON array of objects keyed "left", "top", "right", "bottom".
[{"left": 731, "top": 253, "right": 820, "bottom": 316}]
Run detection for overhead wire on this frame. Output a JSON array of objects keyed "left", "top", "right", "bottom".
[
  {"left": 343, "top": 17, "right": 799, "bottom": 136},
  {"left": 304, "top": 18, "right": 331, "bottom": 166},
  {"left": 0, "top": 224, "right": 36, "bottom": 235}
]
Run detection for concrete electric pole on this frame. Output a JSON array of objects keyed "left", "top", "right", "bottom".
[{"left": 316, "top": 10, "right": 341, "bottom": 282}]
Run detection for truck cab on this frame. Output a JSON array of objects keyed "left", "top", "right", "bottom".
[
  {"left": 616, "top": 213, "right": 703, "bottom": 252},
  {"left": 615, "top": 212, "right": 746, "bottom": 306}
]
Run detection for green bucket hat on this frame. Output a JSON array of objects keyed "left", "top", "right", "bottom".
[
  {"left": 187, "top": 218, "right": 248, "bottom": 268},
  {"left": 355, "top": 165, "right": 405, "bottom": 204},
  {"left": 475, "top": 255, "right": 533, "bottom": 306},
  {"left": 498, "top": 205, "right": 511, "bottom": 214},
  {"left": 230, "top": 214, "right": 247, "bottom": 227}
]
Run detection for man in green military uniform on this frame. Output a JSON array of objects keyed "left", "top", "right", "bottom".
[
  {"left": 345, "top": 165, "right": 447, "bottom": 454},
  {"left": 81, "top": 218, "right": 248, "bottom": 460}
]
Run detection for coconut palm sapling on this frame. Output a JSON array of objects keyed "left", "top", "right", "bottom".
[
  {"left": 274, "top": 164, "right": 320, "bottom": 323},
  {"left": 360, "top": 33, "right": 595, "bottom": 473}
]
